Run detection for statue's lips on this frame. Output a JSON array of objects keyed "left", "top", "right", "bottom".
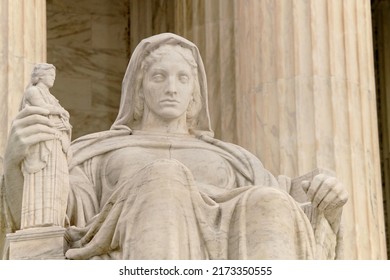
[{"left": 160, "top": 99, "right": 180, "bottom": 104}]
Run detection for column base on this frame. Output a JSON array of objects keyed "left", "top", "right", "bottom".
[{"left": 6, "top": 226, "right": 70, "bottom": 260}]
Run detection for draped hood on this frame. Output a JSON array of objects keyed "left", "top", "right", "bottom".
[
  {"left": 111, "top": 32, "right": 213, "bottom": 136},
  {"left": 70, "top": 33, "right": 218, "bottom": 168}
]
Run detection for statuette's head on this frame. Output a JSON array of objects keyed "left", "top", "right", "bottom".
[{"left": 31, "top": 63, "right": 56, "bottom": 88}]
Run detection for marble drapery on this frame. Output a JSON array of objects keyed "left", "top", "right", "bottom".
[{"left": 62, "top": 33, "right": 341, "bottom": 260}]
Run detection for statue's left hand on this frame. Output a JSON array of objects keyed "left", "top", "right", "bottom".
[
  {"left": 302, "top": 174, "right": 348, "bottom": 212},
  {"left": 301, "top": 174, "right": 348, "bottom": 232}
]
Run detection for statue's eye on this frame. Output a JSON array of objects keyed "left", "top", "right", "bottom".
[
  {"left": 152, "top": 73, "right": 165, "bottom": 82},
  {"left": 179, "top": 74, "right": 189, "bottom": 83}
]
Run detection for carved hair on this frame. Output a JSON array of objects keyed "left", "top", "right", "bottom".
[
  {"left": 132, "top": 44, "right": 202, "bottom": 126},
  {"left": 30, "top": 63, "right": 56, "bottom": 86}
]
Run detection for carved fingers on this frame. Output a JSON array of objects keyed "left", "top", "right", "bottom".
[
  {"left": 302, "top": 174, "right": 348, "bottom": 212},
  {"left": 15, "top": 105, "right": 50, "bottom": 119},
  {"left": 65, "top": 226, "right": 112, "bottom": 260},
  {"left": 5, "top": 105, "right": 58, "bottom": 164},
  {"left": 65, "top": 245, "right": 98, "bottom": 260}
]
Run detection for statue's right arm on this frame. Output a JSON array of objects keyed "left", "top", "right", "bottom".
[{"left": 3, "top": 105, "right": 58, "bottom": 229}]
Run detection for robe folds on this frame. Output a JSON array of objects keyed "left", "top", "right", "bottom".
[
  {"left": 21, "top": 85, "right": 71, "bottom": 229},
  {"left": 65, "top": 130, "right": 317, "bottom": 260}
]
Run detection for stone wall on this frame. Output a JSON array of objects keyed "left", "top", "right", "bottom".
[{"left": 47, "top": 0, "right": 130, "bottom": 139}]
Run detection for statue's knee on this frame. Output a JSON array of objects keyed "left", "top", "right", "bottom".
[{"left": 246, "top": 187, "right": 292, "bottom": 213}]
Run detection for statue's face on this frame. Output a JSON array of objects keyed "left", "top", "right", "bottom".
[
  {"left": 40, "top": 69, "right": 56, "bottom": 88},
  {"left": 142, "top": 50, "right": 194, "bottom": 121}
]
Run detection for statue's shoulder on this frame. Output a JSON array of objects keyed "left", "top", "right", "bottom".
[
  {"left": 198, "top": 134, "right": 278, "bottom": 186},
  {"left": 69, "top": 129, "right": 132, "bottom": 169},
  {"left": 199, "top": 134, "right": 264, "bottom": 167},
  {"left": 23, "top": 86, "right": 41, "bottom": 99},
  {"left": 71, "top": 129, "right": 131, "bottom": 146}
]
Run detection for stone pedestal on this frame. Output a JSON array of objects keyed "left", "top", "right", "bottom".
[{"left": 6, "top": 227, "right": 69, "bottom": 260}]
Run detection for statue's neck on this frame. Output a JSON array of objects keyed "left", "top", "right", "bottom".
[{"left": 140, "top": 109, "right": 189, "bottom": 134}]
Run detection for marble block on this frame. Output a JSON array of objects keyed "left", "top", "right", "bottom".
[{"left": 6, "top": 226, "right": 70, "bottom": 260}]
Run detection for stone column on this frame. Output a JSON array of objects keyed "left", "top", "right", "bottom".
[
  {"left": 0, "top": 0, "right": 47, "bottom": 258},
  {"left": 129, "top": 0, "right": 238, "bottom": 143},
  {"left": 173, "top": 0, "right": 238, "bottom": 143},
  {"left": 0, "top": 0, "right": 46, "bottom": 159},
  {"left": 173, "top": 0, "right": 387, "bottom": 259}
]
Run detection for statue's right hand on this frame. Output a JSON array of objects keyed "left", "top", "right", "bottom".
[{"left": 4, "top": 105, "right": 58, "bottom": 166}]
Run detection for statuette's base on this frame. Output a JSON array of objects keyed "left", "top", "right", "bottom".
[{"left": 6, "top": 226, "right": 69, "bottom": 260}]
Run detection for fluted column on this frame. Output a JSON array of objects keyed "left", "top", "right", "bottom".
[
  {"left": 173, "top": 0, "right": 238, "bottom": 143},
  {"left": 0, "top": 0, "right": 46, "bottom": 160},
  {"left": 172, "top": 0, "right": 386, "bottom": 259},
  {"left": 129, "top": 0, "right": 238, "bottom": 142},
  {"left": 233, "top": 0, "right": 386, "bottom": 259},
  {"left": 0, "top": 0, "right": 46, "bottom": 257}
]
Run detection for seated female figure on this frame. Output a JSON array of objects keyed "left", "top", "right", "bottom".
[{"left": 2, "top": 33, "right": 348, "bottom": 260}]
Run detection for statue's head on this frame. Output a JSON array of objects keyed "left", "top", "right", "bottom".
[
  {"left": 30, "top": 63, "right": 56, "bottom": 88},
  {"left": 112, "top": 33, "right": 213, "bottom": 137},
  {"left": 132, "top": 44, "right": 202, "bottom": 127}
]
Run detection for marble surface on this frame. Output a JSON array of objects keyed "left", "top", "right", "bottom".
[
  {"left": 7, "top": 227, "right": 69, "bottom": 260},
  {"left": 47, "top": 0, "right": 129, "bottom": 140},
  {"left": 20, "top": 64, "right": 71, "bottom": 229}
]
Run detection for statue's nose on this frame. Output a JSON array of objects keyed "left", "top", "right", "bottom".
[{"left": 166, "top": 76, "right": 177, "bottom": 95}]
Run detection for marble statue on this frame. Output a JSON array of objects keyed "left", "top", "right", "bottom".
[
  {"left": 20, "top": 63, "right": 71, "bottom": 229},
  {"left": 0, "top": 64, "right": 72, "bottom": 259},
  {"left": 0, "top": 33, "right": 348, "bottom": 260}
]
